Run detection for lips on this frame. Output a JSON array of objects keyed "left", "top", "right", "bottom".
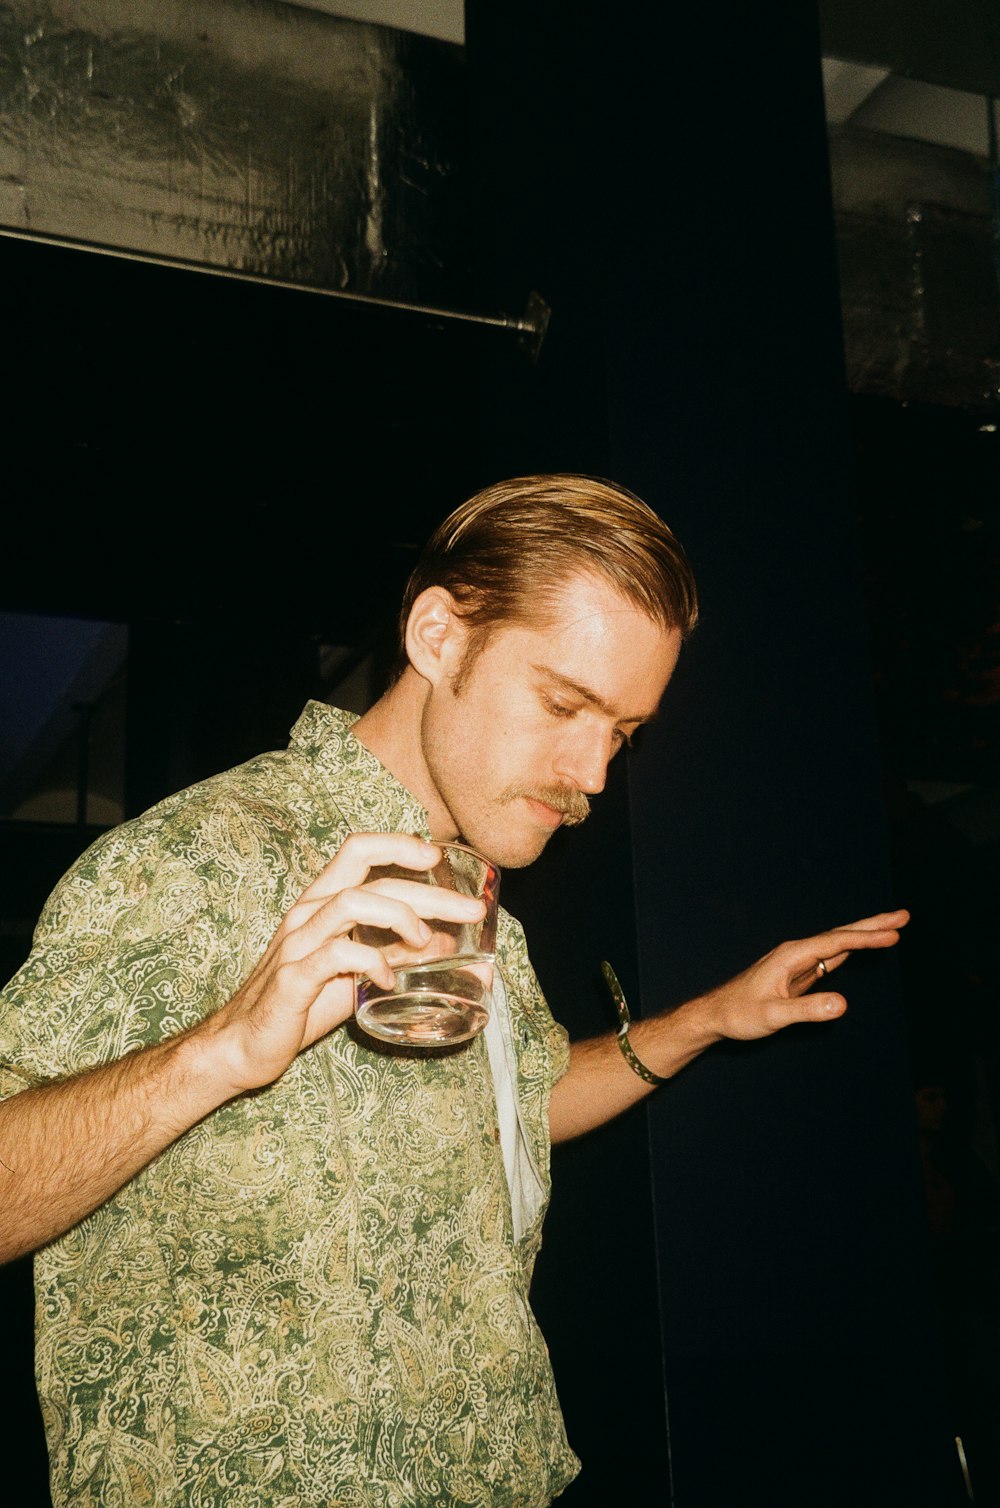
[{"left": 524, "top": 796, "right": 565, "bottom": 829}]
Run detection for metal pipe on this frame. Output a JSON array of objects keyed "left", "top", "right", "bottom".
[{"left": 0, "top": 225, "right": 550, "bottom": 359}]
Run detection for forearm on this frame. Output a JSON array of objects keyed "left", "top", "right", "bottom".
[
  {"left": 0, "top": 833, "right": 467, "bottom": 1264},
  {"left": 549, "top": 910, "right": 909, "bottom": 1143},
  {"left": 549, "top": 997, "right": 719, "bottom": 1143},
  {"left": 0, "top": 1025, "right": 231, "bottom": 1264}
]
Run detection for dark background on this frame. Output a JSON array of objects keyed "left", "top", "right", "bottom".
[{"left": 3, "top": 2, "right": 999, "bottom": 1505}]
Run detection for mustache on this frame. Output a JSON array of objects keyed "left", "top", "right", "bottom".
[{"left": 509, "top": 785, "right": 591, "bottom": 827}]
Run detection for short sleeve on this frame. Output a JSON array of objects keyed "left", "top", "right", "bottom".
[
  {"left": 0, "top": 791, "right": 302, "bottom": 1100},
  {"left": 495, "top": 907, "right": 571, "bottom": 1092}
]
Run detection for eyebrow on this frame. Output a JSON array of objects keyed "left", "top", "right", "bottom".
[{"left": 531, "top": 663, "right": 658, "bottom": 725}]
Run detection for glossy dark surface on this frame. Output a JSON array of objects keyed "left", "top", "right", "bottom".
[{"left": 0, "top": 0, "right": 466, "bottom": 304}]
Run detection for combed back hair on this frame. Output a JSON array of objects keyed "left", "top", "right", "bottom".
[{"left": 394, "top": 473, "right": 698, "bottom": 682}]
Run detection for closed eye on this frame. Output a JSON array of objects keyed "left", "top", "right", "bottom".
[
  {"left": 543, "top": 693, "right": 640, "bottom": 750},
  {"left": 541, "top": 694, "right": 577, "bottom": 719}
]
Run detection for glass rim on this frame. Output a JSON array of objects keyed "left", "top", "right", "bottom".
[{"left": 433, "top": 839, "right": 500, "bottom": 876}]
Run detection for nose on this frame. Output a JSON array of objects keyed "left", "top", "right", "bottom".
[{"left": 553, "top": 725, "right": 613, "bottom": 796}]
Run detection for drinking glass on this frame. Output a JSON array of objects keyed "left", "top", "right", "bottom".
[{"left": 354, "top": 842, "right": 500, "bottom": 1045}]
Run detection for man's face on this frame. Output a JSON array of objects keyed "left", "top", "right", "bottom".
[{"left": 419, "top": 573, "right": 682, "bottom": 867}]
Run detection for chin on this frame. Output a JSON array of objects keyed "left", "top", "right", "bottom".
[
  {"left": 489, "top": 848, "right": 543, "bottom": 871},
  {"left": 465, "top": 827, "right": 555, "bottom": 871}
]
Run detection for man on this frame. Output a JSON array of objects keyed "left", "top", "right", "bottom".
[{"left": 0, "top": 474, "right": 906, "bottom": 1506}]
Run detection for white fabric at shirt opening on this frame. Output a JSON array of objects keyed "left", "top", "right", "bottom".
[{"left": 482, "top": 972, "right": 548, "bottom": 1244}]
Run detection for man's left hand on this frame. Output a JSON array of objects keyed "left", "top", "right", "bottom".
[
  {"left": 550, "top": 908, "right": 910, "bottom": 1142},
  {"left": 697, "top": 908, "right": 910, "bottom": 1042}
]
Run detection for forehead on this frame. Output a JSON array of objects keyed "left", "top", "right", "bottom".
[{"left": 479, "top": 572, "right": 680, "bottom": 708}]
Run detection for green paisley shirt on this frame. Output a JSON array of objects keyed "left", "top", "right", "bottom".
[{"left": 0, "top": 702, "right": 581, "bottom": 1507}]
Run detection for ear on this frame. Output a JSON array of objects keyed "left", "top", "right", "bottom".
[{"left": 404, "top": 587, "right": 469, "bottom": 685}]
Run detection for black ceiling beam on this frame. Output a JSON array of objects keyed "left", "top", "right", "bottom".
[{"left": 820, "top": 0, "right": 1000, "bottom": 97}]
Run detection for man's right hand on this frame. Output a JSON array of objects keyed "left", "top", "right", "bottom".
[
  {"left": 203, "top": 832, "right": 485, "bottom": 1096},
  {"left": 0, "top": 831, "right": 482, "bottom": 1262}
]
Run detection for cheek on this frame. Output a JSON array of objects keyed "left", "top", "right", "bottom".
[
  {"left": 432, "top": 697, "right": 506, "bottom": 795},
  {"left": 451, "top": 675, "right": 554, "bottom": 788}
]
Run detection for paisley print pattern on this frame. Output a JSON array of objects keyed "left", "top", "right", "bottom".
[{"left": 0, "top": 703, "right": 579, "bottom": 1507}]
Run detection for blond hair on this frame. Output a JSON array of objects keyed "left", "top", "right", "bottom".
[{"left": 395, "top": 473, "right": 698, "bottom": 681}]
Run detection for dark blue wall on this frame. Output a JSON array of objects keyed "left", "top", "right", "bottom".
[{"left": 466, "top": 2, "right": 963, "bottom": 1503}]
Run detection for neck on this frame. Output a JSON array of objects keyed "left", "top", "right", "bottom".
[{"left": 352, "top": 670, "right": 459, "bottom": 840}]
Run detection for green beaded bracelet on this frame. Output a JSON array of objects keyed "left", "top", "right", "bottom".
[{"left": 601, "top": 960, "right": 670, "bottom": 1088}]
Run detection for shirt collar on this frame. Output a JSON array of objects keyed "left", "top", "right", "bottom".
[{"left": 289, "top": 700, "right": 432, "bottom": 840}]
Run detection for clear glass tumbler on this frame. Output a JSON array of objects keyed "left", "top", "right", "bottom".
[{"left": 354, "top": 842, "right": 500, "bottom": 1045}]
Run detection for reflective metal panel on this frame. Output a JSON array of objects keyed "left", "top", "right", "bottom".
[
  {"left": 0, "top": 0, "right": 466, "bottom": 301},
  {"left": 830, "top": 127, "right": 1000, "bottom": 408}
]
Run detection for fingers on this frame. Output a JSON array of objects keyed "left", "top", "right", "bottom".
[
  {"left": 788, "top": 950, "right": 852, "bottom": 992},
  {"left": 775, "top": 909, "right": 908, "bottom": 997},
  {"left": 817, "top": 920, "right": 907, "bottom": 953},
  {"left": 218, "top": 927, "right": 382, "bottom": 1093},
  {"left": 296, "top": 832, "right": 443, "bottom": 907},
  {"left": 786, "top": 937, "right": 895, "bottom": 995},
  {"left": 711, "top": 908, "right": 909, "bottom": 1044},
  {"left": 269, "top": 935, "right": 398, "bottom": 998},
  {"left": 281, "top": 835, "right": 487, "bottom": 938},
  {"left": 289, "top": 890, "right": 430, "bottom": 955},
  {"left": 766, "top": 992, "right": 848, "bottom": 1031},
  {"left": 831, "top": 909, "right": 910, "bottom": 933},
  {"left": 784, "top": 916, "right": 904, "bottom": 977},
  {"left": 283, "top": 883, "right": 481, "bottom": 963},
  {"left": 220, "top": 838, "right": 467, "bottom": 1093},
  {"left": 715, "top": 982, "right": 850, "bottom": 1042},
  {"left": 365, "top": 876, "right": 488, "bottom": 924},
  {"left": 293, "top": 935, "right": 397, "bottom": 993}
]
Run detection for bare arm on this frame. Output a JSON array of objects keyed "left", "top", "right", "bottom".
[
  {"left": 0, "top": 1026, "right": 229, "bottom": 1262},
  {"left": 0, "top": 833, "right": 481, "bottom": 1264},
  {"left": 549, "top": 909, "right": 909, "bottom": 1143}
]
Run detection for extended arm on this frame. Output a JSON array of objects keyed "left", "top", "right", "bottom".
[
  {"left": 0, "top": 834, "right": 479, "bottom": 1264},
  {"left": 548, "top": 909, "right": 909, "bottom": 1143}
]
